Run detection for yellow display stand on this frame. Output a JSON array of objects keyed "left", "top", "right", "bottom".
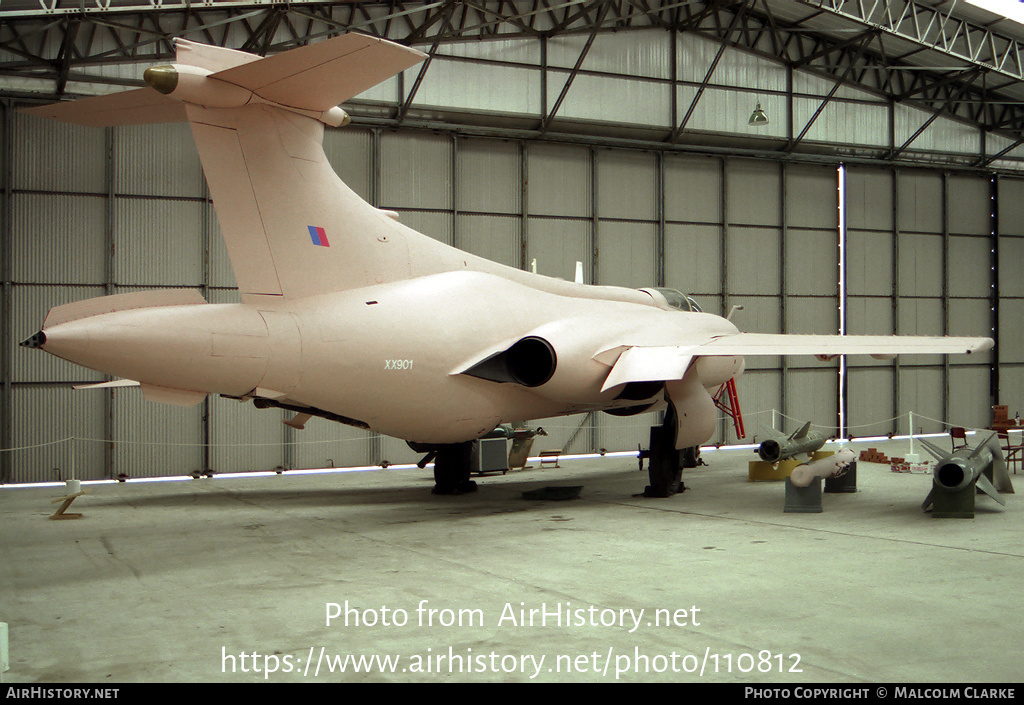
[
  {"left": 748, "top": 458, "right": 802, "bottom": 482},
  {"left": 749, "top": 451, "right": 835, "bottom": 482}
]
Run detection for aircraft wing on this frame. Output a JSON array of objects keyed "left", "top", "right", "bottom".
[
  {"left": 599, "top": 333, "right": 993, "bottom": 392},
  {"left": 694, "top": 332, "right": 993, "bottom": 358}
]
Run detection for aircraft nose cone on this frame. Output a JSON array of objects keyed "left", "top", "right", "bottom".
[{"left": 144, "top": 65, "right": 178, "bottom": 95}]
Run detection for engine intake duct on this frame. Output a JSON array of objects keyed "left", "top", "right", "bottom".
[{"left": 463, "top": 336, "right": 556, "bottom": 388}]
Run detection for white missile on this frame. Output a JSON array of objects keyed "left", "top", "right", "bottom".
[{"left": 788, "top": 448, "right": 855, "bottom": 488}]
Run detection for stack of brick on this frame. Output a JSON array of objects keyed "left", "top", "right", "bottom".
[
  {"left": 858, "top": 448, "right": 890, "bottom": 463},
  {"left": 889, "top": 456, "right": 910, "bottom": 473}
]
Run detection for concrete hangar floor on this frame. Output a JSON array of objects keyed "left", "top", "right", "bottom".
[{"left": 0, "top": 438, "right": 1020, "bottom": 684}]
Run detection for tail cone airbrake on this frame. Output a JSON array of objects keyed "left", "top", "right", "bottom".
[{"left": 20, "top": 331, "right": 46, "bottom": 349}]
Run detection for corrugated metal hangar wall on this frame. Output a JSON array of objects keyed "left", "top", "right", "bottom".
[{"left": 2, "top": 26, "right": 1022, "bottom": 484}]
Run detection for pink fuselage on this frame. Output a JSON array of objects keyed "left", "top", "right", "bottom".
[{"left": 40, "top": 270, "right": 743, "bottom": 445}]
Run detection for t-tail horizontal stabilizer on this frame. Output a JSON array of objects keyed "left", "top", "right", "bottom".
[
  {"left": 21, "top": 34, "right": 426, "bottom": 129},
  {"left": 22, "top": 33, "right": 428, "bottom": 303}
]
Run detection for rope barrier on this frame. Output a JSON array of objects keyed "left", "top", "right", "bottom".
[
  {"left": 1, "top": 408, "right": 998, "bottom": 455},
  {"left": 3, "top": 409, "right": 1010, "bottom": 484}
]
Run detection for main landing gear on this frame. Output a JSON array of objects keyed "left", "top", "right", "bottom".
[
  {"left": 415, "top": 411, "right": 699, "bottom": 498},
  {"left": 640, "top": 407, "right": 700, "bottom": 498},
  {"left": 415, "top": 441, "right": 479, "bottom": 495}
]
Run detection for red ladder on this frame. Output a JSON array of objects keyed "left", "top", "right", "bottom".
[{"left": 712, "top": 377, "right": 745, "bottom": 440}]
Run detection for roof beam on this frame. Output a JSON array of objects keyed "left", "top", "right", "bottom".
[
  {"left": 801, "top": 0, "right": 1024, "bottom": 82},
  {"left": 3, "top": 0, "right": 1024, "bottom": 158}
]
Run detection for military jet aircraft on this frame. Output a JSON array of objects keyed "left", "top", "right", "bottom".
[{"left": 20, "top": 33, "right": 993, "bottom": 496}]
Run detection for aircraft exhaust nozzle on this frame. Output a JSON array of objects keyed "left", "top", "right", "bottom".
[
  {"left": 463, "top": 336, "right": 557, "bottom": 388},
  {"left": 757, "top": 421, "right": 826, "bottom": 463},
  {"left": 758, "top": 439, "right": 782, "bottom": 463},
  {"left": 505, "top": 337, "right": 557, "bottom": 387},
  {"left": 935, "top": 457, "right": 974, "bottom": 493},
  {"left": 919, "top": 433, "right": 1014, "bottom": 513}
]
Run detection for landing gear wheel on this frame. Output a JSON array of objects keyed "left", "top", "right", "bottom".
[
  {"left": 643, "top": 406, "right": 688, "bottom": 498},
  {"left": 431, "top": 441, "right": 478, "bottom": 495},
  {"left": 681, "top": 445, "right": 700, "bottom": 469}
]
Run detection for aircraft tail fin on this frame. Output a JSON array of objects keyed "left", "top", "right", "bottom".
[
  {"left": 21, "top": 34, "right": 415, "bottom": 127},
  {"left": 23, "top": 34, "right": 428, "bottom": 303},
  {"left": 788, "top": 421, "right": 812, "bottom": 441},
  {"left": 181, "top": 34, "right": 428, "bottom": 302}
]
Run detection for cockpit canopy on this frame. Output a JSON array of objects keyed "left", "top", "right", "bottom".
[{"left": 639, "top": 287, "right": 703, "bottom": 313}]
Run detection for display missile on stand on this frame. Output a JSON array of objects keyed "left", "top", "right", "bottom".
[
  {"left": 757, "top": 421, "right": 827, "bottom": 463},
  {"left": 788, "top": 448, "right": 855, "bottom": 488},
  {"left": 918, "top": 433, "right": 1014, "bottom": 518}
]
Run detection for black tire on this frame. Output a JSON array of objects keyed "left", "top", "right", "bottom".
[
  {"left": 432, "top": 442, "right": 478, "bottom": 495},
  {"left": 645, "top": 422, "right": 682, "bottom": 497}
]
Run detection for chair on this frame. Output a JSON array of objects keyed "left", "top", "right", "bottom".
[
  {"left": 997, "top": 430, "right": 1022, "bottom": 475},
  {"left": 950, "top": 427, "right": 968, "bottom": 452}
]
